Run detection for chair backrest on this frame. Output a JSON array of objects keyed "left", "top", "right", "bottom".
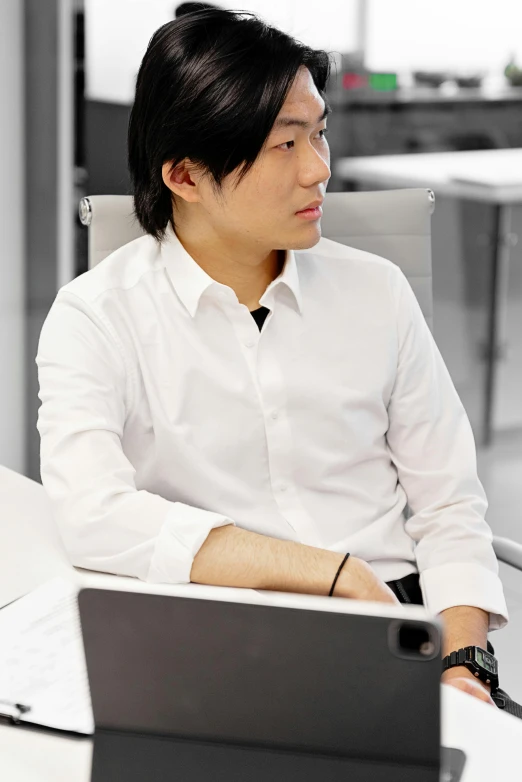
[{"left": 79, "top": 188, "right": 435, "bottom": 332}]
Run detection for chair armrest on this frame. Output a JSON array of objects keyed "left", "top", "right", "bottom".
[{"left": 493, "top": 536, "right": 522, "bottom": 571}]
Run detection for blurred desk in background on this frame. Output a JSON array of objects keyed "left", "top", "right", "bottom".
[
  {"left": 335, "top": 149, "right": 522, "bottom": 447},
  {"left": 329, "top": 85, "right": 522, "bottom": 109}
]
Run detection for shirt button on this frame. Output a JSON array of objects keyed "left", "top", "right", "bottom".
[
  {"left": 271, "top": 411, "right": 279, "bottom": 419},
  {"left": 245, "top": 340, "right": 255, "bottom": 348},
  {"left": 279, "top": 484, "right": 287, "bottom": 492}
]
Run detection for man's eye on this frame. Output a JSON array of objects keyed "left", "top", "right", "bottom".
[{"left": 277, "top": 128, "right": 329, "bottom": 151}]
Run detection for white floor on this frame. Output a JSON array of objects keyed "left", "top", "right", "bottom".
[{"left": 476, "top": 428, "right": 522, "bottom": 703}]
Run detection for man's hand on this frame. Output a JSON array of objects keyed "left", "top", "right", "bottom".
[
  {"left": 336, "top": 556, "right": 401, "bottom": 605},
  {"left": 441, "top": 666, "right": 496, "bottom": 707}
]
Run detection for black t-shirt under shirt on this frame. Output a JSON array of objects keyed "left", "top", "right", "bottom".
[{"left": 250, "top": 305, "right": 270, "bottom": 331}]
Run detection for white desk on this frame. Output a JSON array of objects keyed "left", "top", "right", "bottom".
[
  {"left": 2, "top": 464, "right": 522, "bottom": 781},
  {"left": 335, "top": 148, "right": 522, "bottom": 447}
]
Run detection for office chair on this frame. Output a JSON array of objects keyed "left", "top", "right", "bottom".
[{"left": 78, "top": 190, "right": 522, "bottom": 578}]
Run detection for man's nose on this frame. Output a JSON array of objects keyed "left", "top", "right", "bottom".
[{"left": 301, "top": 146, "right": 331, "bottom": 186}]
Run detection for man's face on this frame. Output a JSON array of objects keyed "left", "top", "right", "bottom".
[{"left": 191, "top": 66, "right": 331, "bottom": 254}]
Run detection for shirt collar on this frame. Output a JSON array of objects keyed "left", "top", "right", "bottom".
[{"left": 160, "top": 222, "right": 303, "bottom": 317}]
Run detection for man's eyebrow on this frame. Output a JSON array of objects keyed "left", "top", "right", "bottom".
[{"left": 272, "top": 104, "right": 331, "bottom": 131}]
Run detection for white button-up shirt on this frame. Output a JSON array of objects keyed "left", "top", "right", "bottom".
[{"left": 36, "top": 223, "right": 509, "bottom": 631}]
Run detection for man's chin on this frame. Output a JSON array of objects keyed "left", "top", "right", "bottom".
[{"left": 283, "top": 222, "right": 323, "bottom": 251}]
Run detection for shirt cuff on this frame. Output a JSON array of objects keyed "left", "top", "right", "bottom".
[
  {"left": 145, "top": 502, "right": 235, "bottom": 584},
  {"left": 419, "top": 562, "right": 509, "bottom": 632}
]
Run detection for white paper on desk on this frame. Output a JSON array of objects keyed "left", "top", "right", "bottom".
[{"left": 0, "top": 576, "right": 94, "bottom": 735}]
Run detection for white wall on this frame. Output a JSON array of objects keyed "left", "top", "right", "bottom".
[
  {"left": 0, "top": 1, "right": 25, "bottom": 473},
  {"left": 365, "top": 0, "right": 522, "bottom": 75},
  {"left": 85, "top": 0, "right": 360, "bottom": 104}
]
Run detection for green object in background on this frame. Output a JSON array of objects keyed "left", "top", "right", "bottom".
[
  {"left": 369, "top": 72, "right": 397, "bottom": 91},
  {"left": 505, "top": 55, "right": 522, "bottom": 86}
]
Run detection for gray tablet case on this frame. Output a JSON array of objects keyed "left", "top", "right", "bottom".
[{"left": 77, "top": 589, "right": 466, "bottom": 782}]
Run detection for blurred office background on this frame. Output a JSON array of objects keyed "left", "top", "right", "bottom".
[{"left": 2, "top": 1, "right": 522, "bottom": 664}]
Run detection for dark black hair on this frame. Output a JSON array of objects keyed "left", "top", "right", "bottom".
[
  {"left": 174, "top": 2, "right": 218, "bottom": 17},
  {"left": 127, "top": 8, "right": 333, "bottom": 242}
]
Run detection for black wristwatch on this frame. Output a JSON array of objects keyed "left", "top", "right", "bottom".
[{"left": 442, "top": 646, "right": 499, "bottom": 693}]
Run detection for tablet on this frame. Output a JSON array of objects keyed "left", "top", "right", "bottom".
[{"left": 78, "top": 587, "right": 465, "bottom": 781}]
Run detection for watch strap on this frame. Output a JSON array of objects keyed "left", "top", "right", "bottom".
[{"left": 442, "top": 647, "right": 469, "bottom": 671}]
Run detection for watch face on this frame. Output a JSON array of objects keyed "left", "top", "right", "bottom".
[{"left": 476, "top": 647, "right": 498, "bottom": 674}]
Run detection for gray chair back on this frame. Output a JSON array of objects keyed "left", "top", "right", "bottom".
[{"left": 79, "top": 189, "right": 435, "bottom": 332}]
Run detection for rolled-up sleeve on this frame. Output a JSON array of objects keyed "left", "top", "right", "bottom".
[
  {"left": 386, "top": 267, "right": 509, "bottom": 632},
  {"left": 35, "top": 291, "right": 234, "bottom": 584}
]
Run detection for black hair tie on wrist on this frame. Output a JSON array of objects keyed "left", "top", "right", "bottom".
[{"left": 329, "top": 553, "right": 351, "bottom": 597}]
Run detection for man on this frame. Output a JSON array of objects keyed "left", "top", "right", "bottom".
[{"left": 36, "top": 9, "right": 509, "bottom": 709}]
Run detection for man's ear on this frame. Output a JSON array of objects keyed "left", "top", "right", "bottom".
[{"left": 161, "top": 158, "right": 203, "bottom": 204}]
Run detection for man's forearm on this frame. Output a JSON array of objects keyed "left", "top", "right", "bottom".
[
  {"left": 190, "top": 524, "right": 349, "bottom": 596},
  {"left": 438, "top": 605, "right": 489, "bottom": 658}
]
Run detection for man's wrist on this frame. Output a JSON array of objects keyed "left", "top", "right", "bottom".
[
  {"left": 438, "top": 606, "right": 489, "bottom": 659},
  {"left": 316, "top": 551, "right": 354, "bottom": 597},
  {"left": 328, "top": 555, "right": 361, "bottom": 598},
  {"left": 441, "top": 665, "right": 492, "bottom": 694},
  {"left": 259, "top": 543, "right": 351, "bottom": 596},
  {"left": 328, "top": 553, "right": 352, "bottom": 596}
]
